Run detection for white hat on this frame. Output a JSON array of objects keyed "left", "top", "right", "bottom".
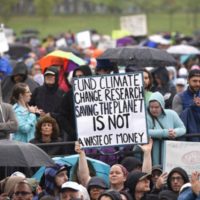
[
  {"left": 61, "top": 181, "right": 81, "bottom": 191},
  {"left": 176, "top": 78, "right": 186, "bottom": 86}
]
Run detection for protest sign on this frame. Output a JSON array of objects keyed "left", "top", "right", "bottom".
[
  {"left": 163, "top": 140, "right": 200, "bottom": 176},
  {"left": 0, "top": 24, "right": 9, "bottom": 53},
  {"left": 120, "top": 14, "right": 147, "bottom": 36},
  {"left": 73, "top": 73, "right": 148, "bottom": 148},
  {"left": 75, "top": 30, "right": 92, "bottom": 49}
]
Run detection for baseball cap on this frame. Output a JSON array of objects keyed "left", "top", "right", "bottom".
[
  {"left": 44, "top": 70, "right": 56, "bottom": 76},
  {"left": 87, "top": 177, "right": 108, "bottom": 191},
  {"left": 61, "top": 181, "right": 81, "bottom": 192}
]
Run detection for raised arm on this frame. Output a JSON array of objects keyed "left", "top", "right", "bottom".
[
  {"left": 75, "top": 141, "right": 91, "bottom": 187},
  {"left": 139, "top": 138, "right": 153, "bottom": 174}
]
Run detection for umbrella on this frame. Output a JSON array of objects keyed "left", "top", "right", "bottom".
[
  {"left": 167, "top": 44, "right": 200, "bottom": 55},
  {"left": 33, "top": 155, "right": 110, "bottom": 184},
  {"left": 7, "top": 43, "right": 32, "bottom": 59},
  {"left": 38, "top": 50, "right": 86, "bottom": 73},
  {"left": 0, "top": 140, "right": 54, "bottom": 167},
  {"left": 98, "top": 47, "right": 177, "bottom": 67}
]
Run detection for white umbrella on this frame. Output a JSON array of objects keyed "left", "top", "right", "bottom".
[
  {"left": 167, "top": 44, "right": 200, "bottom": 54},
  {"left": 149, "top": 34, "right": 171, "bottom": 45}
]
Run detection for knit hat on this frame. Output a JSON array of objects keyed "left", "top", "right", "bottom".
[
  {"left": 98, "top": 190, "right": 122, "bottom": 200},
  {"left": 87, "top": 176, "right": 108, "bottom": 192}
]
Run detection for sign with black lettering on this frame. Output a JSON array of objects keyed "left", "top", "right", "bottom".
[{"left": 73, "top": 73, "right": 148, "bottom": 148}]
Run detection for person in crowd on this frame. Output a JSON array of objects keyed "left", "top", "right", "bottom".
[
  {"left": 0, "top": 100, "right": 18, "bottom": 139},
  {"left": 10, "top": 83, "right": 39, "bottom": 142},
  {"left": 159, "top": 167, "right": 189, "bottom": 200},
  {"left": 178, "top": 171, "right": 200, "bottom": 200},
  {"left": 125, "top": 171, "right": 151, "bottom": 200},
  {"left": 151, "top": 165, "right": 163, "bottom": 187},
  {"left": 2, "top": 61, "right": 39, "bottom": 103},
  {"left": 98, "top": 190, "right": 122, "bottom": 200},
  {"left": 29, "top": 115, "right": 66, "bottom": 155},
  {"left": 175, "top": 78, "right": 186, "bottom": 94},
  {"left": 87, "top": 177, "right": 108, "bottom": 200},
  {"left": 180, "top": 96, "right": 200, "bottom": 141},
  {"left": 60, "top": 181, "right": 90, "bottom": 200},
  {"left": 151, "top": 67, "right": 176, "bottom": 109},
  {"left": 0, "top": 176, "right": 26, "bottom": 200},
  {"left": 142, "top": 68, "right": 153, "bottom": 103},
  {"left": 29, "top": 63, "right": 44, "bottom": 86},
  {"left": 29, "top": 66, "right": 64, "bottom": 120},
  {"left": 74, "top": 139, "right": 152, "bottom": 192},
  {"left": 172, "top": 69, "right": 200, "bottom": 115},
  {"left": 120, "top": 157, "right": 142, "bottom": 173},
  {"left": 57, "top": 65, "right": 92, "bottom": 150},
  {"left": 39, "top": 163, "right": 71, "bottom": 200},
  {"left": 147, "top": 91, "right": 186, "bottom": 165},
  {"left": 12, "top": 181, "right": 33, "bottom": 200}
]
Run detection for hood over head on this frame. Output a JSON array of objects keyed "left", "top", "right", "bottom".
[
  {"left": 167, "top": 167, "right": 189, "bottom": 191},
  {"left": 148, "top": 91, "right": 165, "bottom": 109}
]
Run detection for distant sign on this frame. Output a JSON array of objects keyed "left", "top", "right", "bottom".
[
  {"left": 73, "top": 73, "right": 148, "bottom": 148},
  {"left": 163, "top": 140, "right": 200, "bottom": 176},
  {"left": 75, "top": 30, "right": 92, "bottom": 49},
  {"left": 0, "top": 31, "right": 9, "bottom": 53},
  {"left": 120, "top": 14, "right": 147, "bottom": 36}
]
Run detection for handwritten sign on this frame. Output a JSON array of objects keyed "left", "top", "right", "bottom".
[
  {"left": 73, "top": 73, "right": 148, "bottom": 148},
  {"left": 163, "top": 140, "right": 200, "bottom": 176},
  {"left": 120, "top": 14, "right": 148, "bottom": 36}
]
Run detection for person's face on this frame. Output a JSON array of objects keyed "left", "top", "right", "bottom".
[
  {"left": 45, "top": 74, "right": 56, "bottom": 85},
  {"left": 75, "top": 70, "right": 84, "bottom": 78},
  {"left": 55, "top": 170, "right": 68, "bottom": 187},
  {"left": 135, "top": 178, "right": 150, "bottom": 193},
  {"left": 109, "top": 165, "right": 126, "bottom": 186},
  {"left": 188, "top": 76, "right": 200, "bottom": 92},
  {"left": 151, "top": 170, "right": 162, "bottom": 185},
  {"left": 31, "top": 64, "right": 42, "bottom": 76},
  {"left": 61, "top": 189, "right": 80, "bottom": 200},
  {"left": 170, "top": 172, "right": 184, "bottom": 192},
  {"left": 21, "top": 86, "right": 32, "bottom": 103},
  {"left": 149, "top": 101, "right": 162, "bottom": 117},
  {"left": 143, "top": 71, "right": 150, "bottom": 90},
  {"left": 41, "top": 122, "right": 53, "bottom": 137},
  {"left": 176, "top": 85, "right": 185, "bottom": 93},
  {"left": 13, "top": 183, "right": 33, "bottom": 200},
  {"left": 89, "top": 187, "right": 105, "bottom": 200}
]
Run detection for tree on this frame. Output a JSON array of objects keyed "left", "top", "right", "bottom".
[
  {"left": 0, "top": 0, "right": 18, "bottom": 23},
  {"left": 33, "top": 0, "right": 55, "bottom": 20}
]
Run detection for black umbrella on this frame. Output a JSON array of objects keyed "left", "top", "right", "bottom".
[
  {"left": 97, "top": 47, "right": 177, "bottom": 67},
  {"left": 7, "top": 43, "right": 32, "bottom": 59},
  {"left": 0, "top": 140, "right": 54, "bottom": 167}
]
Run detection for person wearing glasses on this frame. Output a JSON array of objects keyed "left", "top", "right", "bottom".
[
  {"left": 159, "top": 167, "right": 189, "bottom": 200},
  {"left": 13, "top": 181, "right": 33, "bottom": 200},
  {"left": 10, "top": 83, "right": 41, "bottom": 142}
]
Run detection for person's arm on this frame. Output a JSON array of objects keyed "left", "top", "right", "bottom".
[
  {"left": 75, "top": 141, "right": 91, "bottom": 187},
  {"left": 139, "top": 138, "right": 153, "bottom": 173},
  {"left": 0, "top": 104, "right": 18, "bottom": 132}
]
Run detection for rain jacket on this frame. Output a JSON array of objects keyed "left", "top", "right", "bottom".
[
  {"left": 147, "top": 92, "right": 186, "bottom": 165},
  {"left": 2, "top": 61, "right": 39, "bottom": 103},
  {"left": 29, "top": 66, "right": 64, "bottom": 116},
  {"left": 12, "top": 103, "right": 37, "bottom": 142},
  {"left": 180, "top": 105, "right": 200, "bottom": 141},
  {"left": 178, "top": 186, "right": 200, "bottom": 200}
]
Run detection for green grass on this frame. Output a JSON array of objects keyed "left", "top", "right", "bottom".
[{"left": 1, "top": 13, "right": 199, "bottom": 38}]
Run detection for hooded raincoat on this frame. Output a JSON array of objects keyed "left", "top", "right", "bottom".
[{"left": 147, "top": 92, "right": 186, "bottom": 165}]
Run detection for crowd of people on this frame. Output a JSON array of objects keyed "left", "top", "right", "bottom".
[{"left": 0, "top": 29, "right": 200, "bottom": 200}]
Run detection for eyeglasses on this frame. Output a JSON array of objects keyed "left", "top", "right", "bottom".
[
  {"left": 170, "top": 176, "right": 183, "bottom": 182},
  {"left": 14, "top": 191, "right": 32, "bottom": 196}
]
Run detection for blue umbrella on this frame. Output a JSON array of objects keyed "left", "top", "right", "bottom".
[{"left": 32, "top": 155, "right": 110, "bottom": 185}]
